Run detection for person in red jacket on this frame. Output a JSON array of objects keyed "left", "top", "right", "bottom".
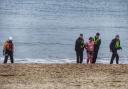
[
  {"left": 3, "top": 37, "right": 14, "bottom": 64},
  {"left": 85, "top": 37, "right": 94, "bottom": 64}
]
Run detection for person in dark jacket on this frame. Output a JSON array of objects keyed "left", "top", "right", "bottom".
[
  {"left": 75, "top": 34, "right": 84, "bottom": 64},
  {"left": 110, "top": 35, "right": 122, "bottom": 64},
  {"left": 93, "top": 33, "right": 101, "bottom": 64},
  {"left": 3, "top": 37, "right": 14, "bottom": 64}
]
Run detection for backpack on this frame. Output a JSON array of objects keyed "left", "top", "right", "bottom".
[{"left": 5, "top": 41, "right": 13, "bottom": 51}]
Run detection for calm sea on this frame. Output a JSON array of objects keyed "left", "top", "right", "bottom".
[{"left": 0, "top": 0, "right": 128, "bottom": 63}]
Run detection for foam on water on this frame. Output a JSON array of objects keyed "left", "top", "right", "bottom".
[
  {"left": 0, "top": 57, "right": 128, "bottom": 64},
  {"left": 0, "top": 0, "right": 128, "bottom": 64}
]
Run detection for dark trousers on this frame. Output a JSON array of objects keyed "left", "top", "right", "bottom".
[
  {"left": 76, "top": 51, "right": 83, "bottom": 64},
  {"left": 110, "top": 52, "right": 119, "bottom": 64},
  {"left": 93, "top": 50, "right": 99, "bottom": 64},
  {"left": 4, "top": 52, "right": 14, "bottom": 64}
]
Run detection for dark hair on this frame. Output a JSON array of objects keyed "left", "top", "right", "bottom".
[
  {"left": 89, "top": 37, "right": 93, "bottom": 40},
  {"left": 80, "top": 34, "right": 83, "bottom": 36},
  {"left": 116, "top": 35, "right": 119, "bottom": 38},
  {"left": 96, "top": 32, "right": 100, "bottom": 36}
]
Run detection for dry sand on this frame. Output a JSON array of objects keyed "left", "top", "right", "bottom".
[{"left": 0, "top": 64, "right": 128, "bottom": 89}]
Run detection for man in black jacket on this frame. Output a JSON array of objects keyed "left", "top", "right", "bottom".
[
  {"left": 110, "top": 35, "right": 122, "bottom": 64},
  {"left": 93, "top": 33, "right": 101, "bottom": 64},
  {"left": 75, "top": 34, "right": 84, "bottom": 64}
]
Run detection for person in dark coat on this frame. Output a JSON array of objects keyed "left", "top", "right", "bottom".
[
  {"left": 93, "top": 33, "right": 101, "bottom": 64},
  {"left": 110, "top": 35, "right": 122, "bottom": 64},
  {"left": 75, "top": 34, "right": 84, "bottom": 64}
]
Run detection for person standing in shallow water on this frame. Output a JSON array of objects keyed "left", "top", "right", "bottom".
[
  {"left": 110, "top": 35, "right": 122, "bottom": 64},
  {"left": 3, "top": 37, "right": 14, "bottom": 64},
  {"left": 75, "top": 34, "right": 84, "bottom": 64},
  {"left": 93, "top": 33, "right": 101, "bottom": 64},
  {"left": 85, "top": 37, "right": 94, "bottom": 64}
]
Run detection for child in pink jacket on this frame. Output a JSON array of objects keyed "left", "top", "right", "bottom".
[{"left": 85, "top": 37, "right": 94, "bottom": 64}]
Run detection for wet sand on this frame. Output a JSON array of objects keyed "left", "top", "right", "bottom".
[{"left": 0, "top": 64, "right": 128, "bottom": 89}]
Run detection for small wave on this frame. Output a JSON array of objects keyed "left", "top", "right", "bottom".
[
  {"left": 0, "top": 58, "right": 75, "bottom": 64},
  {"left": 0, "top": 57, "right": 128, "bottom": 64},
  {"left": 15, "top": 42, "right": 72, "bottom": 46}
]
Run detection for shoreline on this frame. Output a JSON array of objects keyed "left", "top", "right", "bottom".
[
  {"left": 0, "top": 57, "right": 128, "bottom": 64},
  {"left": 0, "top": 64, "right": 128, "bottom": 89}
]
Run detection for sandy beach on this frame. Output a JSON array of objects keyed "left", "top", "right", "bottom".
[{"left": 0, "top": 64, "right": 128, "bottom": 89}]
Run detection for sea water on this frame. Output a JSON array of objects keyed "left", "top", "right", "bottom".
[{"left": 0, "top": 0, "right": 128, "bottom": 64}]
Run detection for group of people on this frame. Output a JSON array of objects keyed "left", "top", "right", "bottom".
[
  {"left": 75, "top": 33, "right": 122, "bottom": 64},
  {"left": 2, "top": 34, "right": 122, "bottom": 64}
]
